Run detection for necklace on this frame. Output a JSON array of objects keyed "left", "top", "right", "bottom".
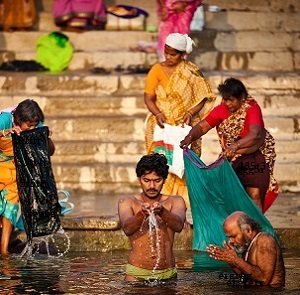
[{"left": 244, "top": 232, "right": 262, "bottom": 262}]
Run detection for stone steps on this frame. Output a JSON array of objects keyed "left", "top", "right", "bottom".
[
  {"left": 51, "top": 139, "right": 300, "bottom": 164},
  {"left": 0, "top": 71, "right": 298, "bottom": 96},
  {"left": 2, "top": 29, "right": 298, "bottom": 72},
  {"left": 1, "top": 0, "right": 299, "bottom": 72},
  {"left": 1, "top": 0, "right": 298, "bottom": 196},
  {"left": 51, "top": 161, "right": 300, "bottom": 195}
]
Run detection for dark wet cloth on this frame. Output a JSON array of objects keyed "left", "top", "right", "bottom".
[
  {"left": 12, "top": 127, "right": 61, "bottom": 241},
  {"left": 232, "top": 150, "right": 270, "bottom": 202}
]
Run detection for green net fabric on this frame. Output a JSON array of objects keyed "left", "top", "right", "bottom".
[
  {"left": 183, "top": 149, "right": 276, "bottom": 251},
  {"left": 36, "top": 32, "right": 74, "bottom": 73}
]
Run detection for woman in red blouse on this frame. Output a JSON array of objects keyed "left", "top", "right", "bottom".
[{"left": 180, "top": 78, "right": 278, "bottom": 212}]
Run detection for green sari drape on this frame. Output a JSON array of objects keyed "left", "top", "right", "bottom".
[{"left": 183, "top": 149, "right": 277, "bottom": 251}]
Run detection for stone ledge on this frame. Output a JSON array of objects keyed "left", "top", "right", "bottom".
[
  {"left": 0, "top": 71, "right": 298, "bottom": 100},
  {"left": 57, "top": 215, "right": 300, "bottom": 251},
  {"left": 61, "top": 215, "right": 120, "bottom": 230},
  {"left": 61, "top": 226, "right": 300, "bottom": 252},
  {"left": 11, "top": 226, "right": 300, "bottom": 252},
  {"left": 205, "top": 0, "right": 300, "bottom": 12}
]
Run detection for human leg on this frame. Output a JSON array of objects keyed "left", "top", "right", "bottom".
[
  {"left": 245, "top": 187, "right": 263, "bottom": 211},
  {"left": 1, "top": 216, "right": 13, "bottom": 254}
]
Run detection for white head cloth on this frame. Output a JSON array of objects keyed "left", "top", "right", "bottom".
[{"left": 165, "top": 33, "right": 195, "bottom": 54}]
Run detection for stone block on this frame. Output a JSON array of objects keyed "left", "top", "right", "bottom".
[
  {"left": 190, "top": 30, "right": 217, "bottom": 51},
  {"left": 47, "top": 117, "right": 145, "bottom": 141},
  {"left": 195, "top": 51, "right": 294, "bottom": 71},
  {"left": 245, "top": 92, "right": 300, "bottom": 110},
  {"left": 270, "top": 0, "right": 300, "bottom": 12},
  {"left": 205, "top": 11, "right": 300, "bottom": 32},
  {"left": 37, "top": 12, "right": 58, "bottom": 32},
  {"left": 215, "top": 31, "right": 293, "bottom": 52},
  {"left": 42, "top": 95, "right": 146, "bottom": 117},
  {"left": 194, "top": 51, "right": 218, "bottom": 71},
  {"left": 205, "top": 0, "right": 300, "bottom": 12},
  {"left": 51, "top": 141, "right": 146, "bottom": 164},
  {"left": 68, "top": 51, "right": 157, "bottom": 71},
  {"left": 248, "top": 52, "right": 294, "bottom": 71},
  {"left": 295, "top": 52, "right": 300, "bottom": 70},
  {"left": 274, "top": 163, "right": 300, "bottom": 184},
  {"left": 0, "top": 74, "right": 120, "bottom": 96},
  {"left": 119, "top": 75, "right": 146, "bottom": 93},
  {"left": 206, "top": 0, "right": 271, "bottom": 12},
  {"left": 292, "top": 33, "right": 300, "bottom": 50},
  {"left": 2, "top": 32, "right": 42, "bottom": 52},
  {"left": 244, "top": 74, "right": 300, "bottom": 91},
  {"left": 206, "top": 73, "right": 300, "bottom": 96},
  {"left": 52, "top": 163, "right": 139, "bottom": 189},
  {"left": 1, "top": 31, "right": 156, "bottom": 52},
  {"left": 67, "top": 31, "right": 156, "bottom": 51},
  {"left": 0, "top": 50, "right": 15, "bottom": 64}
]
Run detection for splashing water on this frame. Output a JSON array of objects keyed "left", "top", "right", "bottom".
[
  {"left": 140, "top": 209, "right": 162, "bottom": 272},
  {"left": 19, "top": 227, "right": 70, "bottom": 258}
]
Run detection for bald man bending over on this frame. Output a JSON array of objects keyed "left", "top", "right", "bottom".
[{"left": 207, "top": 211, "right": 285, "bottom": 286}]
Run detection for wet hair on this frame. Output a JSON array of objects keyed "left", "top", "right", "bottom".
[
  {"left": 237, "top": 213, "right": 261, "bottom": 232},
  {"left": 217, "top": 78, "right": 248, "bottom": 100},
  {"left": 13, "top": 99, "right": 44, "bottom": 126},
  {"left": 136, "top": 153, "right": 169, "bottom": 179}
]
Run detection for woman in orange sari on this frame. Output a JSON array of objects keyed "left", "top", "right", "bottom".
[{"left": 144, "top": 33, "right": 216, "bottom": 218}]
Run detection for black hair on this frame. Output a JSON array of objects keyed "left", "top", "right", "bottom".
[
  {"left": 136, "top": 153, "right": 169, "bottom": 179},
  {"left": 217, "top": 77, "right": 248, "bottom": 100},
  {"left": 237, "top": 213, "right": 261, "bottom": 232},
  {"left": 13, "top": 99, "right": 44, "bottom": 126}
]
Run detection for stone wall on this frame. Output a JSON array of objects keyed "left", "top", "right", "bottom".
[
  {"left": 192, "top": 0, "right": 300, "bottom": 72},
  {"left": 0, "top": 0, "right": 299, "bottom": 196}
]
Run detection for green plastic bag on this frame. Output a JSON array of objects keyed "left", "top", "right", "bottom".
[
  {"left": 36, "top": 31, "right": 74, "bottom": 73},
  {"left": 183, "top": 149, "right": 277, "bottom": 251}
]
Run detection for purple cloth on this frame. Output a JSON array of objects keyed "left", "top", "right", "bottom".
[{"left": 53, "top": 0, "right": 107, "bottom": 28}]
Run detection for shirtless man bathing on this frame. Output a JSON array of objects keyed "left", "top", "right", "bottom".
[
  {"left": 118, "top": 153, "right": 186, "bottom": 281},
  {"left": 207, "top": 211, "right": 285, "bottom": 286}
]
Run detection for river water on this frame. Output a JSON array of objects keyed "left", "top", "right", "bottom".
[{"left": 0, "top": 249, "right": 299, "bottom": 294}]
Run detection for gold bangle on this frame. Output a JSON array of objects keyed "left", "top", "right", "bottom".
[
  {"left": 155, "top": 112, "right": 162, "bottom": 117},
  {"left": 187, "top": 111, "right": 193, "bottom": 117}
]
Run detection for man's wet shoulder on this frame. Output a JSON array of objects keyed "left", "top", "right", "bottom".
[
  {"left": 118, "top": 194, "right": 141, "bottom": 203},
  {"left": 256, "top": 232, "right": 278, "bottom": 247},
  {"left": 162, "top": 194, "right": 185, "bottom": 202}
]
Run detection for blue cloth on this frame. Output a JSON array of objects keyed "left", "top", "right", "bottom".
[
  {"left": 0, "top": 112, "right": 13, "bottom": 129},
  {"left": 0, "top": 190, "right": 24, "bottom": 230}
]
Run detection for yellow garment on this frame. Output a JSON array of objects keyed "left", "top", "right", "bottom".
[
  {"left": 125, "top": 264, "right": 177, "bottom": 281},
  {"left": 144, "top": 60, "right": 216, "bottom": 206},
  {"left": 0, "top": 136, "right": 18, "bottom": 204}
]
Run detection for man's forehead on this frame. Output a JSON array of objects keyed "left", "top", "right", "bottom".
[
  {"left": 141, "top": 171, "right": 161, "bottom": 178},
  {"left": 224, "top": 220, "right": 239, "bottom": 232}
]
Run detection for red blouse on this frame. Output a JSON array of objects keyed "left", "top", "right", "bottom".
[{"left": 205, "top": 100, "right": 264, "bottom": 137}]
